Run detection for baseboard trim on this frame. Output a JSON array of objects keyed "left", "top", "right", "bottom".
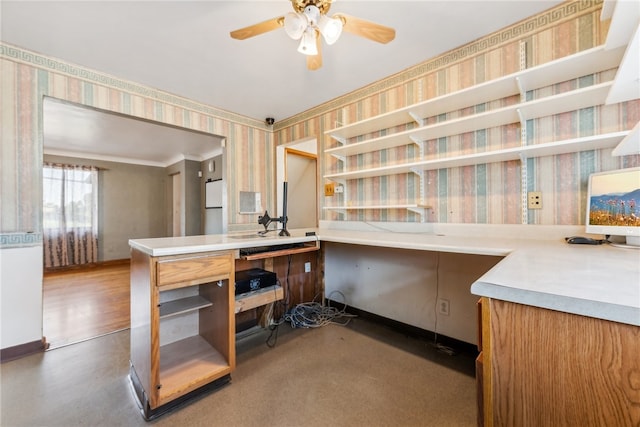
[
  {"left": 326, "top": 299, "right": 478, "bottom": 356},
  {"left": 1, "top": 337, "right": 49, "bottom": 363},
  {"left": 44, "top": 258, "right": 130, "bottom": 274}
]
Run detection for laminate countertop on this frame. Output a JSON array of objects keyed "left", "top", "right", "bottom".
[{"left": 130, "top": 225, "right": 640, "bottom": 326}]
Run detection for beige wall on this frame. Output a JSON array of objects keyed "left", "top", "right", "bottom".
[{"left": 44, "top": 154, "right": 168, "bottom": 261}]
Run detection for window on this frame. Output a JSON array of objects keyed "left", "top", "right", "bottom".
[{"left": 43, "top": 163, "right": 99, "bottom": 268}]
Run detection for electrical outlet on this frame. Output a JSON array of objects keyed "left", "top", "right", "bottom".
[
  {"left": 304, "top": 262, "right": 311, "bottom": 273},
  {"left": 438, "top": 298, "right": 450, "bottom": 316},
  {"left": 528, "top": 191, "right": 542, "bottom": 209},
  {"left": 324, "top": 182, "right": 335, "bottom": 196}
]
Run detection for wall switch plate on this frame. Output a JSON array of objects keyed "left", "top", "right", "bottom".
[
  {"left": 438, "top": 298, "right": 450, "bottom": 316},
  {"left": 324, "top": 182, "right": 335, "bottom": 196},
  {"left": 304, "top": 262, "right": 311, "bottom": 273},
  {"left": 528, "top": 191, "right": 542, "bottom": 209}
]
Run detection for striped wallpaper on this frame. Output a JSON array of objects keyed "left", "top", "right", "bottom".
[
  {"left": 275, "top": 0, "right": 640, "bottom": 224},
  {"left": 1, "top": 45, "right": 274, "bottom": 247},
  {"left": 1, "top": 0, "right": 639, "bottom": 249}
]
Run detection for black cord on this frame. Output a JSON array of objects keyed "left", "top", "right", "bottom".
[
  {"left": 265, "top": 323, "right": 279, "bottom": 348},
  {"left": 265, "top": 254, "right": 292, "bottom": 348}
]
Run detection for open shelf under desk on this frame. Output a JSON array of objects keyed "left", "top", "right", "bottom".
[
  {"left": 158, "top": 335, "right": 231, "bottom": 406},
  {"left": 235, "top": 285, "right": 284, "bottom": 314},
  {"left": 159, "top": 296, "right": 212, "bottom": 319}
]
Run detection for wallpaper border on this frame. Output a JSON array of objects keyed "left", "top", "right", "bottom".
[
  {"left": 0, "top": 233, "right": 43, "bottom": 248},
  {"left": 0, "top": 43, "right": 267, "bottom": 131}
]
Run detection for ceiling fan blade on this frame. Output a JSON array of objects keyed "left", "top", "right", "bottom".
[
  {"left": 230, "top": 17, "right": 284, "bottom": 40},
  {"left": 307, "top": 32, "right": 323, "bottom": 70},
  {"left": 334, "top": 13, "right": 396, "bottom": 44}
]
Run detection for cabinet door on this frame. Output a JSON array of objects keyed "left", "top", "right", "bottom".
[{"left": 488, "top": 299, "right": 640, "bottom": 426}]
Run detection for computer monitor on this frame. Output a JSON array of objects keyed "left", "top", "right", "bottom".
[{"left": 585, "top": 166, "right": 640, "bottom": 248}]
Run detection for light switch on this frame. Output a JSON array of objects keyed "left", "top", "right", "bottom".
[{"left": 324, "top": 182, "right": 335, "bottom": 196}]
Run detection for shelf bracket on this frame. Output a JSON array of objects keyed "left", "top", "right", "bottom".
[
  {"left": 407, "top": 206, "right": 430, "bottom": 223},
  {"left": 330, "top": 134, "right": 346, "bottom": 145},
  {"left": 516, "top": 108, "right": 526, "bottom": 131},
  {"left": 408, "top": 111, "right": 424, "bottom": 127},
  {"left": 516, "top": 76, "right": 526, "bottom": 100},
  {"left": 330, "top": 153, "right": 346, "bottom": 163}
]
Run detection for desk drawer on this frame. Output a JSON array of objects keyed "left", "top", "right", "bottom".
[{"left": 156, "top": 253, "right": 232, "bottom": 288}]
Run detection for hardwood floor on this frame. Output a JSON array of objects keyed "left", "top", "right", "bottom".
[{"left": 43, "top": 261, "right": 130, "bottom": 349}]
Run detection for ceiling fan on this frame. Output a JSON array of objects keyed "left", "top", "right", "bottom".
[{"left": 230, "top": 0, "right": 396, "bottom": 70}]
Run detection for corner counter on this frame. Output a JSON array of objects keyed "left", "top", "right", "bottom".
[
  {"left": 315, "top": 225, "right": 639, "bottom": 326},
  {"left": 131, "top": 225, "right": 640, "bottom": 326},
  {"left": 130, "top": 223, "right": 640, "bottom": 424}
]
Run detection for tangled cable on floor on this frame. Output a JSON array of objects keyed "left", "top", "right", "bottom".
[
  {"left": 266, "top": 291, "right": 357, "bottom": 347},
  {"left": 285, "top": 300, "right": 356, "bottom": 329}
]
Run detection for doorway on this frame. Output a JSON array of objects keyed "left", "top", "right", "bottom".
[
  {"left": 42, "top": 97, "right": 225, "bottom": 348},
  {"left": 276, "top": 138, "right": 318, "bottom": 229}
]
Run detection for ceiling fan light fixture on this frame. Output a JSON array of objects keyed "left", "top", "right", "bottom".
[
  {"left": 283, "top": 12, "right": 307, "bottom": 39},
  {"left": 303, "top": 5, "right": 321, "bottom": 26},
  {"left": 297, "top": 27, "right": 318, "bottom": 56},
  {"left": 318, "top": 14, "right": 343, "bottom": 45}
]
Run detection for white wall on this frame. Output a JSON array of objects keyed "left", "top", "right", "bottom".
[
  {"left": 324, "top": 242, "right": 502, "bottom": 344},
  {"left": 276, "top": 138, "right": 317, "bottom": 218},
  {"left": 0, "top": 246, "right": 43, "bottom": 348}
]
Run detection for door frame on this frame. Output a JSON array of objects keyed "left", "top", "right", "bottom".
[{"left": 276, "top": 138, "right": 318, "bottom": 227}]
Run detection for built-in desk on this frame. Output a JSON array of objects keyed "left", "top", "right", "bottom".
[
  {"left": 130, "top": 224, "right": 639, "bottom": 423},
  {"left": 315, "top": 225, "right": 639, "bottom": 326},
  {"left": 128, "top": 231, "right": 319, "bottom": 419}
]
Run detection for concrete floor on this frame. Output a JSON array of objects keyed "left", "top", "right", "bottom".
[{"left": 1, "top": 318, "right": 477, "bottom": 426}]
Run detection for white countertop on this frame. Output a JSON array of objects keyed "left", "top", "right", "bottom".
[
  {"left": 130, "top": 224, "right": 640, "bottom": 326},
  {"left": 129, "top": 229, "right": 319, "bottom": 257}
]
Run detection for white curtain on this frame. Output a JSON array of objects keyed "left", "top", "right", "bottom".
[{"left": 43, "top": 163, "right": 98, "bottom": 268}]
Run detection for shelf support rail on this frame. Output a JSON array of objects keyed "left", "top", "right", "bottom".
[
  {"left": 410, "top": 137, "right": 427, "bottom": 221},
  {"left": 518, "top": 40, "right": 530, "bottom": 225},
  {"left": 519, "top": 153, "right": 529, "bottom": 224},
  {"left": 517, "top": 106, "right": 529, "bottom": 224},
  {"left": 410, "top": 167, "right": 427, "bottom": 222}
]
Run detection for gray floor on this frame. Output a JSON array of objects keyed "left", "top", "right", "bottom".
[{"left": 1, "top": 318, "right": 477, "bottom": 427}]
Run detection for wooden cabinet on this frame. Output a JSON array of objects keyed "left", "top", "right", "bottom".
[
  {"left": 477, "top": 297, "right": 640, "bottom": 426},
  {"left": 129, "top": 248, "right": 235, "bottom": 420}
]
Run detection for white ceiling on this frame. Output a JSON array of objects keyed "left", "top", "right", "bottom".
[
  {"left": 2, "top": 0, "right": 564, "bottom": 165},
  {"left": 43, "top": 97, "right": 224, "bottom": 167}
]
